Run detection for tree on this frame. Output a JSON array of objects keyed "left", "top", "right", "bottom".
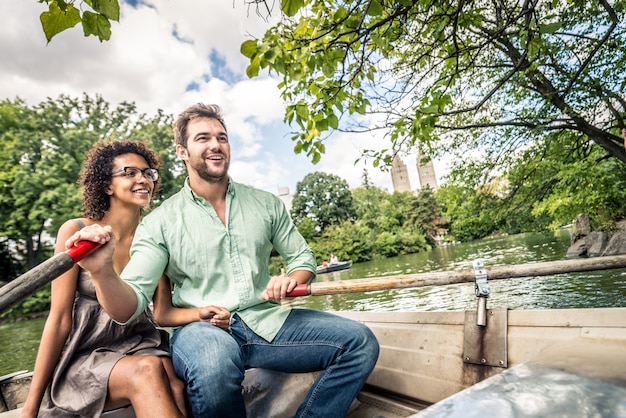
[
  {"left": 499, "top": 130, "right": 626, "bottom": 231},
  {"left": 436, "top": 184, "right": 499, "bottom": 242},
  {"left": 0, "top": 95, "right": 181, "bottom": 270},
  {"left": 242, "top": 0, "right": 626, "bottom": 175},
  {"left": 291, "top": 172, "right": 356, "bottom": 232},
  {"left": 404, "top": 188, "right": 444, "bottom": 243},
  {"left": 351, "top": 183, "right": 386, "bottom": 229},
  {"left": 311, "top": 220, "right": 373, "bottom": 263}
]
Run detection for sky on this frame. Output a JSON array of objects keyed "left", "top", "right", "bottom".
[{"left": 1, "top": 0, "right": 448, "bottom": 196}]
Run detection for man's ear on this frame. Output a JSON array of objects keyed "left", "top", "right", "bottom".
[{"left": 176, "top": 144, "right": 188, "bottom": 161}]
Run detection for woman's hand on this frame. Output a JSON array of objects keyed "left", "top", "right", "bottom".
[{"left": 199, "top": 306, "right": 231, "bottom": 329}]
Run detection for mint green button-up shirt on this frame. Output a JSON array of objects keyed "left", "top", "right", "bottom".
[{"left": 121, "top": 178, "right": 316, "bottom": 341}]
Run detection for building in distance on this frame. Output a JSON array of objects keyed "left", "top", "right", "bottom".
[{"left": 391, "top": 153, "right": 439, "bottom": 193}]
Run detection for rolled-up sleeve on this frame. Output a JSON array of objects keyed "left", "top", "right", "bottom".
[
  {"left": 121, "top": 218, "right": 169, "bottom": 322},
  {"left": 270, "top": 196, "right": 317, "bottom": 277}
]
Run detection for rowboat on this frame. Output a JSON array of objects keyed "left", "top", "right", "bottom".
[
  {"left": 316, "top": 260, "right": 352, "bottom": 274},
  {"left": 2, "top": 255, "right": 626, "bottom": 417}
]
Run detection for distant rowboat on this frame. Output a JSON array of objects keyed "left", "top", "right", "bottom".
[{"left": 316, "top": 260, "right": 352, "bottom": 274}]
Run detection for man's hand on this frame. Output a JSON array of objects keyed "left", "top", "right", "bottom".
[{"left": 261, "top": 273, "right": 298, "bottom": 302}]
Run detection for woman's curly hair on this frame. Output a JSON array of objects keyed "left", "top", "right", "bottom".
[{"left": 80, "top": 140, "right": 162, "bottom": 220}]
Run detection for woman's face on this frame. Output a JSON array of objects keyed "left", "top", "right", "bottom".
[{"left": 107, "top": 153, "right": 156, "bottom": 208}]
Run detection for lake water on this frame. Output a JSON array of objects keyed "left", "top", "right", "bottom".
[
  {"left": 287, "top": 228, "right": 626, "bottom": 313},
  {"left": 2, "top": 229, "right": 625, "bottom": 376}
]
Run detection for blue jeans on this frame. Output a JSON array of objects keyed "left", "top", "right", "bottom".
[{"left": 170, "top": 308, "right": 379, "bottom": 418}]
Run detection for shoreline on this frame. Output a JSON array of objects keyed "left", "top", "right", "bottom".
[{"left": 0, "top": 310, "right": 48, "bottom": 326}]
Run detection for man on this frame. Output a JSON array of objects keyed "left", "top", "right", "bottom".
[{"left": 69, "top": 103, "right": 380, "bottom": 417}]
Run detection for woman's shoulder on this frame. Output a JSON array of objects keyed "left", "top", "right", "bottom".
[
  {"left": 56, "top": 218, "right": 95, "bottom": 242},
  {"left": 59, "top": 217, "right": 93, "bottom": 232}
]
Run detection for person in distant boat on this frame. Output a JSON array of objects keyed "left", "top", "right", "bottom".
[
  {"left": 21, "top": 140, "right": 230, "bottom": 418},
  {"left": 68, "top": 103, "right": 380, "bottom": 418},
  {"left": 330, "top": 253, "right": 339, "bottom": 264},
  {"left": 322, "top": 260, "right": 329, "bottom": 268}
]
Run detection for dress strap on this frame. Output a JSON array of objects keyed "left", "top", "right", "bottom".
[{"left": 71, "top": 218, "right": 86, "bottom": 230}]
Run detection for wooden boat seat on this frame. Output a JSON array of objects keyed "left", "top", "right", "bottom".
[{"left": 411, "top": 337, "right": 626, "bottom": 417}]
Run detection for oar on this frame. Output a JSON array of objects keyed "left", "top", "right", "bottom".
[
  {"left": 286, "top": 254, "right": 626, "bottom": 297},
  {"left": 0, "top": 241, "right": 101, "bottom": 315}
]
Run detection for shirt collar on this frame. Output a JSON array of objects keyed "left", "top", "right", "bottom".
[{"left": 183, "top": 176, "right": 235, "bottom": 202}]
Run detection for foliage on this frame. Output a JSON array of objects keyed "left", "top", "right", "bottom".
[
  {"left": 436, "top": 184, "right": 499, "bottom": 242},
  {"left": 243, "top": 0, "right": 626, "bottom": 171},
  {"left": 0, "top": 286, "right": 51, "bottom": 320},
  {"left": 310, "top": 220, "right": 373, "bottom": 264},
  {"left": 35, "top": 0, "right": 276, "bottom": 43},
  {"left": 291, "top": 171, "right": 356, "bottom": 232},
  {"left": 439, "top": 128, "right": 626, "bottom": 241},
  {"left": 295, "top": 217, "right": 318, "bottom": 242},
  {"left": 505, "top": 132, "right": 626, "bottom": 231},
  {"left": 404, "top": 187, "right": 444, "bottom": 244},
  {"left": 39, "top": 0, "right": 120, "bottom": 43},
  {"left": 0, "top": 95, "right": 180, "bottom": 270}
]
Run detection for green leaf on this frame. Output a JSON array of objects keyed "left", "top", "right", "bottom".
[
  {"left": 366, "top": 0, "right": 384, "bottom": 16},
  {"left": 240, "top": 40, "right": 258, "bottom": 59},
  {"left": 327, "top": 114, "right": 339, "bottom": 129},
  {"left": 40, "top": 1, "right": 81, "bottom": 43},
  {"left": 90, "top": 0, "right": 120, "bottom": 21},
  {"left": 246, "top": 57, "right": 261, "bottom": 78},
  {"left": 315, "top": 118, "right": 328, "bottom": 131},
  {"left": 539, "top": 22, "right": 561, "bottom": 34},
  {"left": 81, "top": 11, "right": 112, "bottom": 42},
  {"left": 282, "top": 0, "right": 306, "bottom": 17}
]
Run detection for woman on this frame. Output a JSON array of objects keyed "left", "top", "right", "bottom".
[{"left": 21, "top": 140, "right": 228, "bottom": 417}]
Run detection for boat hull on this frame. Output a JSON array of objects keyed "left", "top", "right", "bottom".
[{"left": 4, "top": 307, "right": 625, "bottom": 417}]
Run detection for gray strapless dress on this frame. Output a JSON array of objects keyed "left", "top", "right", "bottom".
[{"left": 38, "top": 269, "right": 170, "bottom": 417}]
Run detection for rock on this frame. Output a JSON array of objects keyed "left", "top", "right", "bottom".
[
  {"left": 571, "top": 214, "right": 591, "bottom": 244},
  {"left": 566, "top": 215, "right": 626, "bottom": 258},
  {"left": 585, "top": 231, "right": 608, "bottom": 257},
  {"left": 566, "top": 239, "right": 587, "bottom": 257},
  {"left": 602, "top": 229, "right": 626, "bottom": 256}
]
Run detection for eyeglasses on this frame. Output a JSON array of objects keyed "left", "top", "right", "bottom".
[{"left": 111, "top": 166, "right": 159, "bottom": 181}]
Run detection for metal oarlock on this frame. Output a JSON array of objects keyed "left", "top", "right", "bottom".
[{"left": 473, "top": 259, "right": 490, "bottom": 326}]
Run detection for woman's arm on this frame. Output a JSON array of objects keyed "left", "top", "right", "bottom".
[
  {"left": 21, "top": 221, "right": 82, "bottom": 418},
  {"left": 152, "top": 276, "right": 230, "bottom": 329}
]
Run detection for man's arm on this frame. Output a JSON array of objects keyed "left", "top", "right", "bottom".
[{"left": 65, "top": 224, "right": 138, "bottom": 322}]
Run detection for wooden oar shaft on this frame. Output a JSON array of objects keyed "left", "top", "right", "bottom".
[
  {"left": 0, "top": 241, "right": 101, "bottom": 315},
  {"left": 289, "top": 254, "right": 626, "bottom": 297}
]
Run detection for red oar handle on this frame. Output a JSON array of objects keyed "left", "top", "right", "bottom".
[
  {"left": 66, "top": 240, "right": 102, "bottom": 262},
  {"left": 286, "top": 284, "right": 311, "bottom": 298}
]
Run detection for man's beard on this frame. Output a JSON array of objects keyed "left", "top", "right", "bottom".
[{"left": 191, "top": 154, "right": 229, "bottom": 183}]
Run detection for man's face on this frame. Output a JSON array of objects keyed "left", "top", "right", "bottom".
[{"left": 177, "top": 117, "right": 230, "bottom": 183}]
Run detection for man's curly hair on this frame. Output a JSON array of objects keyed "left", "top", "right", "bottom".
[{"left": 80, "top": 140, "right": 162, "bottom": 220}]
